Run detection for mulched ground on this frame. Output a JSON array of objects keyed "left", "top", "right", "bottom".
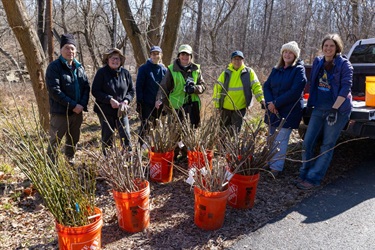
[{"left": 1, "top": 130, "right": 373, "bottom": 249}]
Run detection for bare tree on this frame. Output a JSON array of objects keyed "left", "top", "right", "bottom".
[
  {"left": 159, "top": 0, "right": 185, "bottom": 65},
  {"left": 258, "top": 0, "right": 274, "bottom": 67},
  {"left": 2, "top": 0, "right": 49, "bottom": 130},
  {"left": 116, "top": 0, "right": 184, "bottom": 67},
  {"left": 148, "top": 0, "right": 164, "bottom": 46},
  {"left": 207, "top": 0, "right": 239, "bottom": 64},
  {"left": 193, "top": 0, "right": 203, "bottom": 62}
]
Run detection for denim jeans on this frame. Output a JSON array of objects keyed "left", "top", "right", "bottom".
[
  {"left": 300, "top": 108, "right": 350, "bottom": 185},
  {"left": 269, "top": 126, "right": 292, "bottom": 171},
  {"left": 97, "top": 113, "right": 131, "bottom": 155}
]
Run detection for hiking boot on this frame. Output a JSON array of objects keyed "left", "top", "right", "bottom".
[{"left": 296, "top": 181, "right": 319, "bottom": 190}]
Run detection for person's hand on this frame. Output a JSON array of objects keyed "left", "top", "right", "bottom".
[
  {"left": 110, "top": 98, "right": 120, "bottom": 109},
  {"left": 326, "top": 108, "right": 338, "bottom": 126},
  {"left": 267, "top": 102, "right": 277, "bottom": 114},
  {"left": 73, "top": 104, "right": 84, "bottom": 114},
  {"left": 118, "top": 100, "right": 129, "bottom": 117}
]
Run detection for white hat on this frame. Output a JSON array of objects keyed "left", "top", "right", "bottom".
[
  {"left": 178, "top": 44, "right": 193, "bottom": 55},
  {"left": 280, "top": 41, "right": 300, "bottom": 58}
]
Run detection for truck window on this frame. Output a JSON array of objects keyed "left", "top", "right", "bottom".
[{"left": 350, "top": 44, "right": 375, "bottom": 63}]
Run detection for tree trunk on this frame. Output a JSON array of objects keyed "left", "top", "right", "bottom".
[
  {"left": 2, "top": 0, "right": 50, "bottom": 131},
  {"left": 241, "top": 0, "right": 252, "bottom": 50},
  {"left": 160, "top": 0, "right": 185, "bottom": 65},
  {"left": 193, "top": 0, "right": 203, "bottom": 63},
  {"left": 148, "top": 0, "right": 163, "bottom": 47},
  {"left": 258, "top": 0, "right": 274, "bottom": 67},
  {"left": 37, "top": 0, "right": 47, "bottom": 53},
  {"left": 116, "top": 0, "right": 148, "bottom": 67},
  {"left": 81, "top": 0, "right": 100, "bottom": 71}
]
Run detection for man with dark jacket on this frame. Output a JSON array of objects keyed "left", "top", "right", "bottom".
[{"left": 46, "top": 33, "right": 90, "bottom": 163}]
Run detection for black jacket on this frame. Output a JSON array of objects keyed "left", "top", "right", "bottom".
[
  {"left": 46, "top": 56, "right": 90, "bottom": 115},
  {"left": 92, "top": 65, "right": 135, "bottom": 117}
]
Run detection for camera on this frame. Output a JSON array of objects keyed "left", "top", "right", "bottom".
[{"left": 184, "top": 77, "right": 195, "bottom": 94}]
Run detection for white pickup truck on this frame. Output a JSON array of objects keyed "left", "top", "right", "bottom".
[{"left": 300, "top": 38, "right": 375, "bottom": 138}]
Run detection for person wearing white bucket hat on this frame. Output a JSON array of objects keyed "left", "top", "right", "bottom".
[
  {"left": 297, "top": 34, "right": 353, "bottom": 190},
  {"left": 263, "top": 41, "right": 307, "bottom": 177}
]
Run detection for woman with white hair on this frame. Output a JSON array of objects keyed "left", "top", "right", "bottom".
[{"left": 263, "top": 41, "right": 307, "bottom": 177}]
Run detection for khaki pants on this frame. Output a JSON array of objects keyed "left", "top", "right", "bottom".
[{"left": 47, "top": 113, "right": 83, "bottom": 159}]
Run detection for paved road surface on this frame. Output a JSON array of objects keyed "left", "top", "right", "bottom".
[{"left": 229, "top": 161, "right": 375, "bottom": 250}]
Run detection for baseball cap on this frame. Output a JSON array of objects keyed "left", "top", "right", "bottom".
[
  {"left": 178, "top": 44, "right": 193, "bottom": 55},
  {"left": 231, "top": 50, "right": 244, "bottom": 59},
  {"left": 150, "top": 46, "right": 162, "bottom": 53}
]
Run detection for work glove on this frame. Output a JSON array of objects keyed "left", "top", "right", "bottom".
[{"left": 326, "top": 108, "right": 338, "bottom": 126}]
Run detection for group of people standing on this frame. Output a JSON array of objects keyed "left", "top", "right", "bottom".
[{"left": 45, "top": 32, "right": 353, "bottom": 190}]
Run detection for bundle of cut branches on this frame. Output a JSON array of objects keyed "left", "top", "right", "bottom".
[
  {"left": 179, "top": 111, "right": 221, "bottom": 151},
  {"left": 175, "top": 145, "right": 230, "bottom": 192},
  {"left": 87, "top": 145, "right": 147, "bottom": 193},
  {"left": 220, "top": 119, "right": 283, "bottom": 176},
  {"left": 1, "top": 107, "right": 97, "bottom": 227},
  {"left": 144, "top": 113, "right": 181, "bottom": 153}
]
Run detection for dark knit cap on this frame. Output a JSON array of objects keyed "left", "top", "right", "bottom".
[{"left": 60, "top": 34, "right": 77, "bottom": 48}]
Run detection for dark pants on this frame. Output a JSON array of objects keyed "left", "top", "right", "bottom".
[
  {"left": 138, "top": 103, "right": 162, "bottom": 145},
  {"left": 47, "top": 113, "right": 83, "bottom": 160},
  {"left": 97, "top": 113, "right": 132, "bottom": 155},
  {"left": 181, "top": 101, "right": 200, "bottom": 128},
  {"left": 174, "top": 101, "right": 201, "bottom": 160},
  {"left": 220, "top": 108, "right": 246, "bottom": 134}
]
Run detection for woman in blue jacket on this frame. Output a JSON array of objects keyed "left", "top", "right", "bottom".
[
  {"left": 297, "top": 34, "right": 353, "bottom": 190},
  {"left": 263, "top": 41, "right": 307, "bottom": 177},
  {"left": 136, "top": 46, "right": 166, "bottom": 146},
  {"left": 92, "top": 48, "right": 135, "bottom": 155}
]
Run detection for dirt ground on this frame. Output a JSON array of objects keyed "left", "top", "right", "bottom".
[{"left": 1, "top": 84, "right": 373, "bottom": 249}]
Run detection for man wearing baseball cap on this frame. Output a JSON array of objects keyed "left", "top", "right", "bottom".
[
  {"left": 45, "top": 33, "right": 90, "bottom": 164},
  {"left": 213, "top": 50, "right": 265, "bottom": 133}
]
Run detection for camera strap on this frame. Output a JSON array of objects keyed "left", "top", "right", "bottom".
[{"left": 185, "top": 69, "right": 193, "bottom": 104}]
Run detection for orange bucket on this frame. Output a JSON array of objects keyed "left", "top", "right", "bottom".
[
  {"left": 149, "top": 150, "right": 174, "bottom": 183},
  {"left": 365, "top": 76, "right": 375, "bottom": 107},
  {"left": 112, "top": 180, "right": 150, "bottom": 233},
  {"left": 228, "top": 173, "right": 260, "bottom": 209},
  {"left": 188, "top": 150, "right": 213, "bottom": 169},
  {"left": 194, "top": 186, "right": 229, "bottom": 231},
  {"left": 55, "top": 207, "right": 103, "bottom": 250}
]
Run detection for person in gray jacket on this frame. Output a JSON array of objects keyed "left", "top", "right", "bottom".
[{"left": 45, "top": 33, "right": 90, "bottom": 163}]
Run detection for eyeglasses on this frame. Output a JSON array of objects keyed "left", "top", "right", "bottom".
[{"left": 109, "top": 57, "right": 121, "bottom": 61}]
